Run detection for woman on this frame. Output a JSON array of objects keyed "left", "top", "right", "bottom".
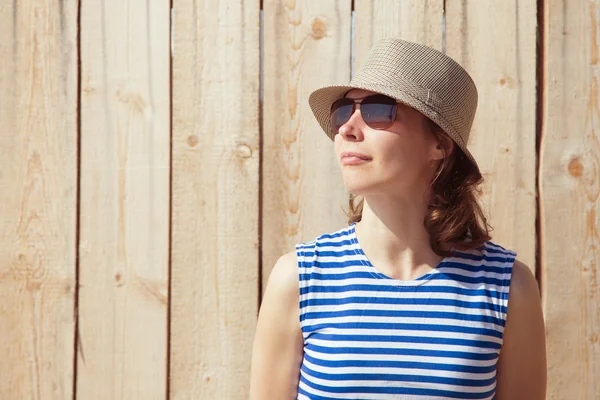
[{"left": 250, "top": 38, "right": 546, "bottom": 399}]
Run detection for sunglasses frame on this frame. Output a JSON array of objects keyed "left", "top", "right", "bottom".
[{"left": 330, "top": 94, "right": 400, "bottom": 134}]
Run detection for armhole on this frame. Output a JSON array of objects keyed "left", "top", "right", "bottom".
[
  {"left": 295, "top": 241, "right": 314, "bottom": 339},
  {"left": 296, "top": 243, "right": 309, "bottom": 336},
  {"left": 500, "top": 249, "right": 518, "bottom": 336}
]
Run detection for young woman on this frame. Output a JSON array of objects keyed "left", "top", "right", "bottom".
[{"left": 250, "top": 38, "right": 546, "bottom": 400}]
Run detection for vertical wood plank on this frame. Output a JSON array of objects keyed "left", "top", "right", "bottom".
[
  {"left": 354, "top": 0, "right": 443, "bottom": 60},
  {"left": 446, "top": 1, "right": 537, "bottom": 269},
  {"left": 0, "top": 2, "right": 77, "bottom": 399},
  {"left": 77, "top": 1, "right": 170, "bottom": 398},
  {"left": 262, "top": 0, "right": 352, "bottom": 289},
  {"left": 542, "top": 1, "right": 600, "bottom": 397},
  {"left": 170, "top": 0, "right": 260, "bottom": 398}
]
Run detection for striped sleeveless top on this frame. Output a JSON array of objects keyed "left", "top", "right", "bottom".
[{"left": 295, "top": 223, "right": 516, "bottom": 400}]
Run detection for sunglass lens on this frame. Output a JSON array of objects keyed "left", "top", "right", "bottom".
[
  {"left": 360, "top": 95, "right": 397, "bottom": 129},
  {"left": 330, "top": 98, "right": 355, "bottom": 133}
]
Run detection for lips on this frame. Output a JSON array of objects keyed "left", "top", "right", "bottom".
[
  {"left": 340, "top": 152, "right": 372, "bottom": 166},
  {"left": 340, "top": 152, "right": 372, "bottom": 161}
]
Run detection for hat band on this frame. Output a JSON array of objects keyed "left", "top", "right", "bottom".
[{"left": 351, "top": 70, "right": 445, "bottom": 109}]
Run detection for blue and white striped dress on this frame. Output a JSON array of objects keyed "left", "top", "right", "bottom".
[{"left": 295, "top": 223, "right": 516, "bottom": 400}]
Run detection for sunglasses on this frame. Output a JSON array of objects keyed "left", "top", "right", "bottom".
[{"left": 330, "top": 94, "right": 399, "bottom": 134}]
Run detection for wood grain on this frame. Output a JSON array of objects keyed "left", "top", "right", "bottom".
[
  {"left": 541, "top": 0, "right": 600, "bottom": 397},
  {"left": 0, "top": 1, "right": 77, "bottom": 399},
  {"left": 77, "top": 1, "right": 170, "bottom": 398},
  {"left": 446, "top": 0, "right": 537, "bottom": 270},
  {"left": 354, "top": 0, "right": 443, "bottom": 61},
  {"left": 170, "top": 0, "right": 260, "bottom": 398},
  {"left": 262, "top": 0, "right": 351, "bottom": 290}
]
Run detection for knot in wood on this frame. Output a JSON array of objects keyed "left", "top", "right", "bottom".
[
  {"left": 187, "top": 135, "right": 199, "bottom": 148},
  {"left": 311, "top": 17, "right": 327, "bottom": 40},
  {"left": 235, "top": 143, "right": 252, "bottom": 159},
  {"left": 568, "top": 157, "right": 583, "bottom": 177}
]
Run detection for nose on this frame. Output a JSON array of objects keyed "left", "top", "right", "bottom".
[{"left": 337, "top": 106, "right": 365, "bottom": 141}]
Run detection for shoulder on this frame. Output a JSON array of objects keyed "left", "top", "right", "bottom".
[
  {"left": 476, "top": 242, "right": 541, "bottom": 329},
  {"left": 250, "top": 251, "right": 305, "bottom": 399},
  {"left": 256, "top": 251, "right": 301, "bottom": 343},
  {"left": 479, "top": 240, "right": 517, "bottom": 261},
  {"left": 304, "top": 224, "right": 355, "bottom": 247},
  {"left": 295, "top": 224, "right": 355, "bottom": 260},
  {"left": 503, "top": 258, "right": 544, "bottom": 337},
  {"left": 480, "top": 241, "right": 538, "bottom": 312},
  {"left": 508, "top": 259, "right": 540, "bottom": 305},
  {"left": 268, "top": 225, "right": 353, "bottom": 288},
  {"left": 495, "top": 258, "right": 547, "bottom": 399},
  {"left": 264, "top": 251, "right": 299, "bottom": 302}
]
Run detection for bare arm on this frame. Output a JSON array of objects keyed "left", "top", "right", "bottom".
[
  {"left": 249, "top": 251, "right": 304, "bottom": 400},
  {"left": 495, "top": 259, "right": 547, "bottom": 399}
]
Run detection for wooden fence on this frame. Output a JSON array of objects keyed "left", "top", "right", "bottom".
[{"left": 0, "top": 0, "right": 597, "bottom": 398}]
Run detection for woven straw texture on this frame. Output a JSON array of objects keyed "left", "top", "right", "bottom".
[{"left": 308, "top": 38, "right": 480, "bottom": 176}]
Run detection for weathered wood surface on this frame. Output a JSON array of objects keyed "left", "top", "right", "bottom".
[
  {"left": 3, "top": 1, "right": 600, "bottom": 398},
  {"left": 446, "top": 0, "right": 538, "bottom": 270},
  {"left": 0, "top": 1, "right": 78, "bottom": 399},
  {"left": 541, "top": 0, "right": 600, "bottom": 398},
  {"left": 354, "top": 0, "right": 443, "bottom": 61},
  {"left": 170, "top": 0, "right": 260, "bottom": 398},
  {"left": 77, "top": 1, "right": 170, "bottom": 398},
  {"left": 262, "top": 0, "right": 351, "bottom": 290}
]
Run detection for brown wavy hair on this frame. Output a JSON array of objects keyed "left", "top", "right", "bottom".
[{"left": 344, "top": 118, "right": 492, "bottom": 257}]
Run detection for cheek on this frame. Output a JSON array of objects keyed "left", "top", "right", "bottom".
[{"left": 377, "top": 138, "right": 431, "bottom": 175}]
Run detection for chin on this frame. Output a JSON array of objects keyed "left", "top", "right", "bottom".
[{"left": 343, "top": 179, "right": 381, "bottom": 196}]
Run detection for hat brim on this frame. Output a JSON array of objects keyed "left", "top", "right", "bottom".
[{"left": 308, "top": 83, "right": 482, "bottom": 179}]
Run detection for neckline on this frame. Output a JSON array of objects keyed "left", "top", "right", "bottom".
[{"left": 349, "top": 222, "right": 450, "bottom": 287}]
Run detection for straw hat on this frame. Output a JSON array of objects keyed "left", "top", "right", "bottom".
[{"left": 308, "top": 38, "right": 481, "bottom": 177}]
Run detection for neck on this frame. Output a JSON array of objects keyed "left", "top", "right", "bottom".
[{"left": 354, "top": 191, "right": 444, "bottom": 280}]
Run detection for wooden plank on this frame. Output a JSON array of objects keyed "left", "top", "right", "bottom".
[
  {"left": 262, "top": 0, "right": 352, "bottom": 290},
  {"left": 541, "top": 0, "right": 600, "bottom": 397},
  {"left": 445, "top": 0, "right": 537, "bottom": 270},
  {"left": 354, "top": 0, "right": 443, "bottom": 60},
  {"left": 0, "top": 1, "right": 77, "bottom": 399},
  {"left": 77, "top": 1, "right": 170, "bottom": 398},
  {"left": 170, "top": 0, "right": 260, "bottom": 398}
]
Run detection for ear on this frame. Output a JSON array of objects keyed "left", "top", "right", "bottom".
[{"left": 432, "top": 135, "right": 454, "bottom": 161}]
